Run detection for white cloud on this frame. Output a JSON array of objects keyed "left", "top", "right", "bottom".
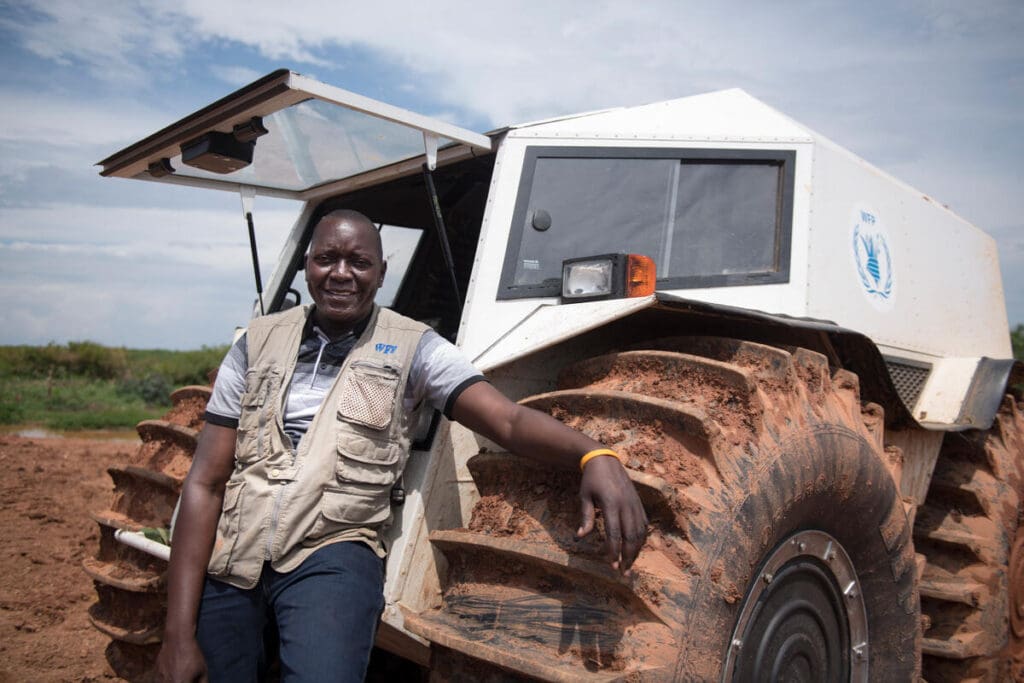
[
  {"left": 209, "top": 65, "right": 264, "bottom": 88},
  {"left": 0, "top": 89, "right": 179, "bottom": 149},
  {"left": 4, "top": 0, "right": 187, "bottom": 84},
  {"left": 0, "top": 202, "right": 300, "bottom": 348},
  {"left": 11, "top": 3, "right": 1022, "bottom": 141},
  {"left": 0, "top": 277, "right": 254, "bottom": 348},
  {"left": 0, "top": 203, "right": 300, "bottom": 270}
]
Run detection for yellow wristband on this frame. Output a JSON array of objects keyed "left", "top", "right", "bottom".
[{"left": 579, "top": 448, "right": 620, "bottom": 472}]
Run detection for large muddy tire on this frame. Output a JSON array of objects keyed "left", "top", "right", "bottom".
[
  {"left": 406, "top": 337, "right": 919, "bottom": 681},
  {"left": 915, "top": 395, "right": 1024, "bottom": 682},
  {"left": 83, "top": 386, "right": 209, "bottom": 681}
]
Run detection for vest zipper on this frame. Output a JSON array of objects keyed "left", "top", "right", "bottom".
[{"left": 264, "top": 480, "right": 288, "bottom": 560}]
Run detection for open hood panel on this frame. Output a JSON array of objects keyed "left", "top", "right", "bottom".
[{"left": 98, "top": 69, "right": 491, "bottom": 199}]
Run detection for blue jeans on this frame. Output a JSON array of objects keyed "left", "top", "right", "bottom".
[{"left": 196, "top": 541, "right": 385, "bottom": 683}]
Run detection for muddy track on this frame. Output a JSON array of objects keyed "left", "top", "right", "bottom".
[
  {"left": 915, "top": 395, "right": 1024, "bottom": 682},
  {"left": 84, "top": 386, "right": 209, "bottom": 681},
  {"left": 410, "top": 336, "right": 920, "bottom": 680}
]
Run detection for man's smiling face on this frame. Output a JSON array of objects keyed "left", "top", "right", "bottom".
[{"left": 305, "top": 210, "right": 386, "bottom": 337}]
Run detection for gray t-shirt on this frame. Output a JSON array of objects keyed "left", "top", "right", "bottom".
[{"left": 205, "top": 316, "right": 484, "bottom": 449}]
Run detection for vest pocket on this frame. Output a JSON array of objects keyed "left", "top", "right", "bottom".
[
  {"left": 336, "top": 431, "right": 402, "bottom": 486},
  {"left": 240, "top": 366, "right": 280, "bottom": 409},
  {"left": 207, "top": 479, "right": 245, "bottom": 576},
  {"left": 237, "top": 367, "right": 282, "bottom": 463},
  {"left": 337, "top": 361, "right": 401, "bottom": 430},
  {"left": 312, "top": 483, "right": 392, "bottom": 533}
]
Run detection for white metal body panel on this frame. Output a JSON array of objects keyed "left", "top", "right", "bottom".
[
  {"left": 509, "top": 89, "right": 811, "bottom": 142},
  {"left": 804, "top": 135, "right": 1010, "bottom": 359},
  {"left": 914, "top": 357, "right": 985, "bottom": 427},
  {"left": 471, "top": 297, "right": 656, "bottom": 371}
]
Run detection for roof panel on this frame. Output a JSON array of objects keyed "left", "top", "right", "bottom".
[
  {"left": 98, "top": 70, "right": 491, "bottom": 198},
  {"left": 509, "top": 89, "right": 813, "bottom": 142}
]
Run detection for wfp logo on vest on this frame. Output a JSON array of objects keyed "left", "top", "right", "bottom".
[
  {"left": 375, "top": 343, "right": 398, "bottom": 355},
  {"left": 850, "top": 206, "right": 895, "bottom": 312}
]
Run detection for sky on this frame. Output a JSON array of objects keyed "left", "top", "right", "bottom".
[{"left": 0, "top": 1, "right": 1021, "bottom": 350}]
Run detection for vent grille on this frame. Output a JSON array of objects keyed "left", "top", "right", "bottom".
[{"left": 885, "top": 359, "right": 931, "bottom": 409}]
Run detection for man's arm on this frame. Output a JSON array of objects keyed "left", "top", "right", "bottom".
[
  {"left": 450, "top": 381, "right": 648, "bottom": 573},
  {"left": 157, "top": 423, "right": 237, "bottom": 683}
]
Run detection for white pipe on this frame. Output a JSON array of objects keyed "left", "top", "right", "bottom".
[{"left": 114, "top": 528, "right": 171, "bottom": 562}]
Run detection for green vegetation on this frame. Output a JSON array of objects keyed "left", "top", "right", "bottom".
[
  {"left": 1012, "top": 324, "right": 1024, "bottom": 362},
  {"left": 141, "top": 526, "right": 171, "bottom": 545},
  {"left": 0, "top": 342, "right": 228, "bottom": 430}
]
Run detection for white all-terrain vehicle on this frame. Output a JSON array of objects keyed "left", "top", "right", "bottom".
[{"left": 85, "top": 70, "right": 1022, "bottom": 682}]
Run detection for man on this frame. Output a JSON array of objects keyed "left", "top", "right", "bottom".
[{"left": 158, "top": 209, "right": 647, "bottom": 682}]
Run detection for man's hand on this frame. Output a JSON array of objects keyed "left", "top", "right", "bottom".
[
  {"left": 157, "top": 634, "right": 208, "bottom": 683},
  {"left": 451, "top": 382, "right": 650, "bottom": 574},
  {"left": 576, "top": 454, "right": 648, "bottom": 574}
]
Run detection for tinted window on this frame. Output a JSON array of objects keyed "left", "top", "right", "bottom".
[
  {"left": 499, "top": 147, "right": 794, "bottom": 298},
  {"left": 670, "top": 162, "right": 780, "bottom": 278}
]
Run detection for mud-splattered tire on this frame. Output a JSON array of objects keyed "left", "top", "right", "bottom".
[
  {"left": 408, "top": 337, "right": 919, "bottom": 681},
  {"left": 683, "top": 424, "right": 916, "bottom": 681},
  {"left": 915, "top": 395, "right": 1024, "bottom": 682},
  {"left": 83, "top": 386, "right": 209, "bottom": 681}
]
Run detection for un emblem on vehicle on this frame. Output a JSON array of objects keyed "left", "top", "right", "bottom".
[{"left": 851, "top": 207, "right": 895, "bottom": 311}]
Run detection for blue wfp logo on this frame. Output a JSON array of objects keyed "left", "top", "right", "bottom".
[
  {"left": 375, "top": 343, "right": 398, "bottom": 355},
  {"left": 851, "top": 207, "right": 894, "bottom": 311}
]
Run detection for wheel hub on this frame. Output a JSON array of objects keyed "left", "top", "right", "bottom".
[{"left": 722, "top": 530, "right": 869, "bottom": 683}]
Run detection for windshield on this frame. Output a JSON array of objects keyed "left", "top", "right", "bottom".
[
  {"left": 164, "top": 99, "right": 453, "bottom": 193},
  {"left": 498, "top": 147, "right": 794, "bottom": 299},
  {"left": 99, "top": 70, "right": 490, "bottom": 198}
]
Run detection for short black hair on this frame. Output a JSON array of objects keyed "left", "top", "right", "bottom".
[{"left": 310, "top": 209, "right": 383, "bottom": 261}]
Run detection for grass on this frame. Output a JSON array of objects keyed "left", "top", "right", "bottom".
[
  {"left": 0, "top": 377, "right": 162, "bottom": 429},
  {"left": 0, "top": 342, "right": 229, "bottom": 430}
]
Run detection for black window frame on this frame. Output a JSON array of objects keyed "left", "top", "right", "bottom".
[{"left": 497, "top": 146, "right": 796, "bottom": 300}]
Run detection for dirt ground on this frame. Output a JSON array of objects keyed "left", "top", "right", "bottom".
[{"left": 0, "top": 433, "right": 134, "bottom": 683}]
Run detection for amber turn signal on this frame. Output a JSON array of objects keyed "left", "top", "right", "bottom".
[{"left": 625, "top": 254, "right": 656, "bottom": 298}]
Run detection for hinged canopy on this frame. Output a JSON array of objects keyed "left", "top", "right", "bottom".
[{"left": 97, "top": 69, "right": 492, "bottom": 199}]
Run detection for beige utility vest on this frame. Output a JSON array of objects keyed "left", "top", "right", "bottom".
[{"left": 207, "top": 305, "right": 429, "bottom": 589}]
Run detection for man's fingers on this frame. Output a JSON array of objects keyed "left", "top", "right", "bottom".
[
  {"left": 602, "top": 506, "right": 623, "bottom": 568},
  {"left": 577, "top": 496, "right": 596, "bottom": 538},
  {"left": 617, "top": 506, "right": 647, "bottom": 572},
  {"left": 579, "top": 455, "right": 650, "bottom": 573}
]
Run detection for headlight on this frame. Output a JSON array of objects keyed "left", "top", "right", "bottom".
[{"left": 561, "top": 253, "right": 656, "bottom": 302}]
